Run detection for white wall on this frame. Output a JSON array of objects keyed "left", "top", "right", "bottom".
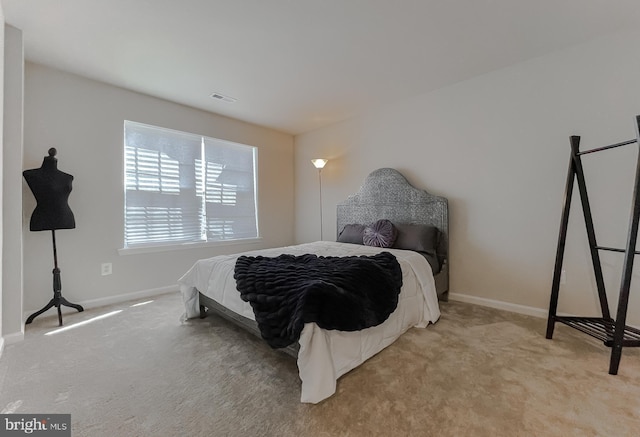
[
  {"left": 294, "top": 28, "right": 640, "bottom": 325},
  {"left": 0, "top": 4, "right": 4, "bottom": 353},
  {"left": 2, "top": 24, "right": 23, "bottom": 342},
  {"left": 22, "top": 63, "right": 294, "bottom": 315}
]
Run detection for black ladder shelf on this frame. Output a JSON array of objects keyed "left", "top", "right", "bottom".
[{"left": 546, "top": 115, "right": 640, "bottom": 375}]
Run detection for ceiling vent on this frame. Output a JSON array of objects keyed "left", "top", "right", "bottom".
[{"left": 210, "top": 92, "right": 237, "bottom": 103}]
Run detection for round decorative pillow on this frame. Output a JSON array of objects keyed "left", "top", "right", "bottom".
[{"left": 363, "top": 219, "right": 397, "bottom": 248}]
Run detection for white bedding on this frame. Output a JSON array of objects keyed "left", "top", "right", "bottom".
[{"left": 179, "top": 241, "right": 441, "bottom": 403}]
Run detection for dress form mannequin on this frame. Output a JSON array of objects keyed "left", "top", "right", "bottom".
[
  {"left": 23, "top": 148, "right": 76, "bottom": 231},
  {"left": 23, "top": 148, "right": 83, "bottom": 326}
]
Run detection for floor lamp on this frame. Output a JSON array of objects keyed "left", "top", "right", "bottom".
[{"left": 311, "top": 159, "right": 328, "bottom": 240}]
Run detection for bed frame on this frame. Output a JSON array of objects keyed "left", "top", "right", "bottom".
[{"left": 198, "top": 167, "right": 449, "bottom": 356}]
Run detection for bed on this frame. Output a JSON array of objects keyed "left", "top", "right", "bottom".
[{"left": 179, "top": 167, "right": 449, "bottom": 403}]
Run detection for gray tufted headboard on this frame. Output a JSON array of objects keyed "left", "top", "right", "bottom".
[{"left": 336, "top": 168, "right": 449, "bottom": 300}]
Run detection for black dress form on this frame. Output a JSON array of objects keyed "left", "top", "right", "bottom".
[
  {"left": 23, "top": 150, "right": 76, "bottom": 231},
  {"left": 23, "top": 148, "right": 83, "bottom": 326}
]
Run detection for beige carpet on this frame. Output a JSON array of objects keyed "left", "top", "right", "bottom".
[{"left": 1, "top": 292, "right": 639, "bottom": 437}]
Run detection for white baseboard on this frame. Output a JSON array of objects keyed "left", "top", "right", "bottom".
[
  {"left": 2, "top": 331, "right": 24, "bottom": 346},
  {"left": 23, "top": 285, "right": 179, "bottom": 324},
  {"left": 449, "top": 292, "right": 640, "bottom": 331},
  {"left": 448, "top": 292, "right": 548, "bottom": 319},
  {"left": 75, "top": 285, "right": 178, "bottom": 310}
]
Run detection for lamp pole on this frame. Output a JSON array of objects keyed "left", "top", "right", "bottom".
[
  {"left": 318, "top": 167, "right": 323, "bottom": 240},
  {"left": 311, "top": 159, "right": 328, "bottom": 241}
]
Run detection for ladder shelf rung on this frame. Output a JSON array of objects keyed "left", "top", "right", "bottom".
[
  {"left": 595, "top": 245, "right": 640, "bottom": 255},
  {"left": 577, "top": 139, "right": 637, "bottom": 155},
  {"left": 555, "top": 316, "right": 640, "bottom": 347}
]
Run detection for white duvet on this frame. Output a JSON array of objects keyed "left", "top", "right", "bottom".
[{"left": 179, "top": 241, "right": 440, "bottom": 403}]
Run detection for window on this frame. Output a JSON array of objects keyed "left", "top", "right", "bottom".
[{"left": 124, "top": 121, "right": 258, "bottom": 248}]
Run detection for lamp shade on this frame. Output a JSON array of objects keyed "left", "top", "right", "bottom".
[{"left": 311, "top": 159, "right": 328, "bottom": 169}]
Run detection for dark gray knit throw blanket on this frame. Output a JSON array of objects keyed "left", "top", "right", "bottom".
[{"left": 234, "top": 251, "right": 403, "bottom": 349}]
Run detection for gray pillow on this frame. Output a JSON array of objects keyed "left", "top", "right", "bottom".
[
  {"left": 392, "top": 223, "right": 440, "bottom": 256},
  {"left": 337, "top": 224, "right": 366, "bottom": 244},
  {"left": 363, "top": 219, "right": 397, "bottom": 248}
]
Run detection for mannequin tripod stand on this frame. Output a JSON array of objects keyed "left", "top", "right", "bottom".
[{"left": 25, "top": 229, "right": 83, "bottom": 326}]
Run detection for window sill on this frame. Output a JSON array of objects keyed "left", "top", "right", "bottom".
[{"left": 118, "top": 237, "right": 263, "bottom": 256}]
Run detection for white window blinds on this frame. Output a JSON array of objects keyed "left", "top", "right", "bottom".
[{"left": 124, "top": 121, "right": 258, "bottom": 247}]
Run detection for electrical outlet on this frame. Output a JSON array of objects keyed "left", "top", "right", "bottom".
[{"left": 101, "top": 263, "right": 112, "bottom": 276}]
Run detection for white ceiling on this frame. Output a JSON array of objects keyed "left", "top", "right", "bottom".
[{"left": 4, "top": 0, "right": 640, "bottom": 135}]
